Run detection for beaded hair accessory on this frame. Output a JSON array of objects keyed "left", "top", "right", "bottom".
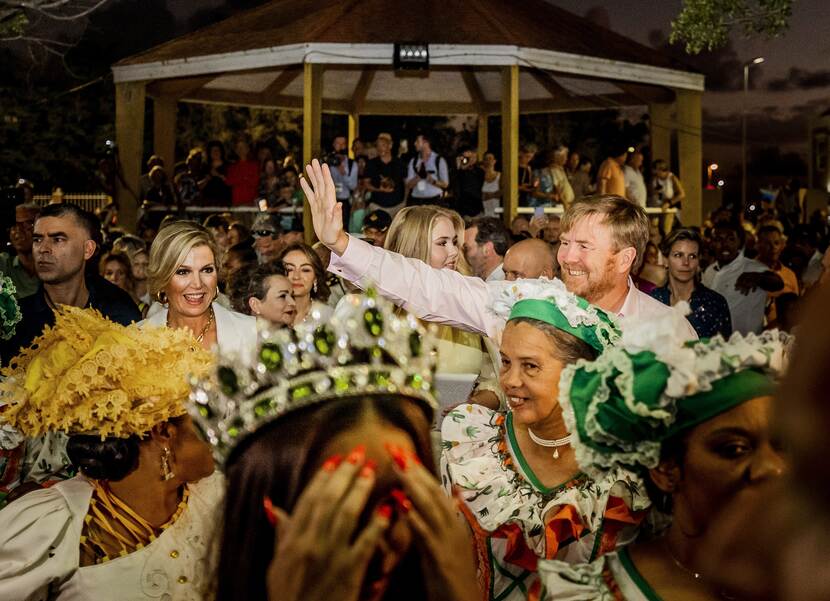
[
  {"left": 189, "top": 291, "right": 439, "bottom": 465},
  {"left": 0, "top": 307, "right": 213, "bottom": 439}
]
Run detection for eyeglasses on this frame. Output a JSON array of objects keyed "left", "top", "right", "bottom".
[{"left": 253, "top": 229, "right": 278, "bottom": 239}]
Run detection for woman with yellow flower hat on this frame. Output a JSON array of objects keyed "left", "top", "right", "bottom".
[{"left": 0, "top": 307, "right": 221, "bottom": 601}]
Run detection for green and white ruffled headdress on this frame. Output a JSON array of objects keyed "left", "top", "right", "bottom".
[
  {"left": 489, "top": 278, "right": 620, "bottom": 353},
  {"left": 559, "top": 304, "right": 791, "bottom": 478},
  {"left": 0, "top": 275, "right": 22, "bottom": 342}
]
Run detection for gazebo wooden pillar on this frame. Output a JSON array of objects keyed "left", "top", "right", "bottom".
[
  {"left": 501, "top": 65, "right": 519, "bottom": 226},
  {"left": 676, "top": 89, "right": 703, "bottom": 226},
  {"left": 302, "top": 62, "right": 323, "bottom": 243},
  {"left": 153, "top": 96, "right": 177, "bottom": 170},
  {"left": 114, "top": 80, "right": 146, "bottom": 234}
]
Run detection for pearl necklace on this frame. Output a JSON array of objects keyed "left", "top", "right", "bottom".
[{"left": 527, "top": 428, "right": 572, "bottom": 459}]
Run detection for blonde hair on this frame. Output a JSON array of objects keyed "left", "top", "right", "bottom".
[
  {"left": 147, "top": 221, "right": 219, "bottom": 298},
  {"left": 561, "top": 195, "right": 649, "bottom": 271},
  {"left": 384, "top": 205, "right": 471, "bottom": 275}
]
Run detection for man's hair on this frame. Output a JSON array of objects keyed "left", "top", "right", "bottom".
[
  {"left": 470, "top": 216, "right": 510, "bottom": 257},
  {"left": 417, "top": 132, "right": 433, "bottom": 146},
  {"left": 203, "top": 214, "right": 230, "bottom": 231},
  {"left": 713, "top": 219, "right": 746, "bottom": 246},
  {"left": 38, "top": 203, "right": 100, "bottom": 242},
  {"left": 660, "top": 228, "right": 702, "bottom": 257},
  {"left": 652, "top": 159, "right": 668, "bottom": 171},
  {"left": 561, "top": 196, "right": 649, "bottom": 271}
]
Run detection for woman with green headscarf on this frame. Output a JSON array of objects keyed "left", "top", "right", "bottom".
[
  {"left": 441, "top": 280, "right": 651, "bottom": 601},
  {"left": 537, "top": 310, "right": 790, "bottom": 600}
]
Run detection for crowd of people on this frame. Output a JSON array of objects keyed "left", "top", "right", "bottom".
[
  {"left": 131, "top": 131, "right": 688, "bottom": 241},
  {"left": 0, "top": 146, "right": 828, "bottom": 601}
]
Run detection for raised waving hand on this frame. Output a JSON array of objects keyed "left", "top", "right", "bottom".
[{"left": 300, "top": 159, "right": 349, "bottom": 255}]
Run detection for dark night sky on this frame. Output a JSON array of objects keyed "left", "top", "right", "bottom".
[
  {"left": 553, "top": 0, "right": 830, "bottom": 165},
  {"left": 163, "top": 0, "right": 830, "bottom": 169}
]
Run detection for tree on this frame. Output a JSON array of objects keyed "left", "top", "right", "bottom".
[
  {"left": 670, "top": 0, "right": 793, "bottom": 54},
  {"left": 0, "top": 0, "right": 111, "bottom": 60}
]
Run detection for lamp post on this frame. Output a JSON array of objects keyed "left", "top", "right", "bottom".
[{"left": 742, "top": 56, "right": 765, "bottom": 209}]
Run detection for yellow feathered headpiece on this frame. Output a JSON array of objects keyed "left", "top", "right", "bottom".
[{"left": 0, "top": 307, "right": 213, "bottom": 439}]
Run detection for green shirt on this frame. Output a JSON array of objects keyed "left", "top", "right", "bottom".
[{"left": 0, "top": 254, "right": 38, "bottom": 299}]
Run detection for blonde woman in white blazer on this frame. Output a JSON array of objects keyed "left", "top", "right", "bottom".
[{"left": 140, "top": 221, "right": 257, "bottom": 365}]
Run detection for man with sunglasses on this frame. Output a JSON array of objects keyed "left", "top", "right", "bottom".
[
  {"left": 251, "top": 213, "right": 285, "bottom": 264},
  {"left": 0, "top": 203, "right": 40, "bottom": 299}
]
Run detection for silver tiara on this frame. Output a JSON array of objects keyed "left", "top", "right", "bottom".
[{"left": 188, "top": 291, "right": 439, "bottom": 465}]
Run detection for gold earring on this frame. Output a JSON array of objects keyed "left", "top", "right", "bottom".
[
  {"left": 161, "top": 447, "right": 175, "bottom": 481},
  {"left": 156, "top": 291, "right": 168, "bottom": 304}
]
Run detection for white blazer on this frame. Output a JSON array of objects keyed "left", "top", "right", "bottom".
[{"left": 140, "top": 301, "right": 258, "bottom": 366}]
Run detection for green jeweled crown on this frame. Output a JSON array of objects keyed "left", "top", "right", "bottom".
[{"left": 189, "top": 291, "right": 439, "bottom": 465}]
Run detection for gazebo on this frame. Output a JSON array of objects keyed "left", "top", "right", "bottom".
[{"left": 112, "top": 0, "right": 704, "bottom": 232}]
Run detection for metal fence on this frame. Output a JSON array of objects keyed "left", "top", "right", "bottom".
[{"left": 32, "top": 194, "right": 112, "bottom": 214}]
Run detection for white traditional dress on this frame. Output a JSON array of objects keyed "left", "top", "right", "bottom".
[
  {"left": 441, "top": 405, "right": 650, "bottom": 601},
  {"left": 537, "top": 549, "right": 661, "bottom": 600},
  {"left": 0, "top": 471, "right": 224, "bottom": 601}
]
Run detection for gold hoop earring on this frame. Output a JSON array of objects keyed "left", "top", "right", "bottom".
[
  {"left": 212, "top": 288, "right": 219, "bottom": 302},
  {"left": 161, "top": 447, "right": 175, "bottom": 481},
  {"left": 156, "top": 291, "right": 168, "bottom": 304}
]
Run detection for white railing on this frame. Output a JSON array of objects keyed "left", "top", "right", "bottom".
[{"left": 32, "top": 194, "right": 112, "bottom": 214}]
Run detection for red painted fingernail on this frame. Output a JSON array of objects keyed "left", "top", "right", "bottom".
[
  {"left": 390, "top": 488, "right": 412, "bottom": 513},
  {"left": 360, "top": 460, "right": 377, "bottom": 478},
  {"left": 322, "top": 454, "right": 343, "bottom": 472},
  {"left": 346, "top": 444, "right": 366, "bottom": 465},
  {"left": 376, "top": 503, "right": 393, "bottom": 521},
  {"left": 384, "top": 442, "right": 408, "bottom": 470},
  {"left": 263, "top": 496, "right": 278, "bottom": 527}
]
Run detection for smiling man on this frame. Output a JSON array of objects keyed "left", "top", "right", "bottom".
[
  {"left": 0, "top": 203, "right": 141, "bottom": 367},
  {"left": 302, "top": 158, "right": 695, "bottom": 342}
]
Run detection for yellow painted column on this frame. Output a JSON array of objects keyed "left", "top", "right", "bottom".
[
  {"left": 676, "top": 89, "right": 703, "bottom": 226},
  {"left": 501, "top": 66, "right": 519, "bottom": 225},
  {"left": 649, "top": 100, "right": 674, "bottom": 165},
  {"left": 302, "top": 63, "right": 323, "bottom": 244},
  {"left": 477, "top": 114, "right": 489, "bottom": 160},
  {"left": 348, "top": 113, "right": 359, "bottom": 159},
  {"left": 115, "top": 81, "right": 146, "bottom": 233},
  {"left": 153, "top": 96, "right": 177, "bottom": 171}
]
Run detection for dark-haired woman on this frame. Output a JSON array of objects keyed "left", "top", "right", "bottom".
[
  {"left": 0, "top": 307, "right": 220, "bottom": 600},
  {"left": 537, "top": 316, "right": 788, "bottom": 600},
  {"left": 193, "top": 293, "right": 477, "bottom": 601},
  {"left": 228, "top": 262, "right": 296, "bottom": 326},
  {"left": 278, "top": 242, "right": 333, "bottom": 324},
  {"left": 651, "top": 228, "right": 732, "bottom": 339}
]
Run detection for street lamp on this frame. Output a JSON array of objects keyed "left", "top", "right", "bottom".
[{"left": 742, "top": 56, "right": 765, "bottom": 209}]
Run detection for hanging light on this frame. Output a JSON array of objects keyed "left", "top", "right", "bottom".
[{"left": 394, "top": 43, "right": 429, "bottom": 70}]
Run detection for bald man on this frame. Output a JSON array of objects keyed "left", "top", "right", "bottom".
[{"left": 502, "top": 238, "right": 558, "bottom": 281}]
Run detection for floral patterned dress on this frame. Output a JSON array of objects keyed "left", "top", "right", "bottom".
[
  {"left": 441, "top": 405, "right": 650, "bottom": 601},
  {"left": 537, "top": 549, "right": 661, "bottom": 600}
]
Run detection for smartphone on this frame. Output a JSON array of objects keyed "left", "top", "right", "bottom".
[{"left": 534, "top": 206, "right": 545, "bottom": 219}]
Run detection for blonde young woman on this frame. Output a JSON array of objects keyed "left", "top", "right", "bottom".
[
  {"left": 384, "top": 205, "right": 496, "bottom": 375},
  {"left": 141, "top": 220, "right": 257, "bottom": 364}
]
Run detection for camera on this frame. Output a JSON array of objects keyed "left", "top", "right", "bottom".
[{"left": 323, "top": 152, "right": 343, "bottom": 168}]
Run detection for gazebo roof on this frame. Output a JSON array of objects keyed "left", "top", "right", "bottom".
[{"left": 113, "top": 0, "right": 703, "bottom": 115}]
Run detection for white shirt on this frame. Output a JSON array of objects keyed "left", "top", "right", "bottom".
[
  {"left": 485, "top": 263, "right": 505, "bottom": 283},
  {"left": 702, "top": 252, "right": 768, "bottom": 334},
  {"left": 328, "top": 236, "right": 697, "bottom": 342},
  {"left": 0, "top": 472, "right": 224, "bottom": 601},
  {"left": 624, "top": 166, "right": 647, "bottom": 208},
  {"left": 407, "top": 152, "right": 448, "bottom": 199}
]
